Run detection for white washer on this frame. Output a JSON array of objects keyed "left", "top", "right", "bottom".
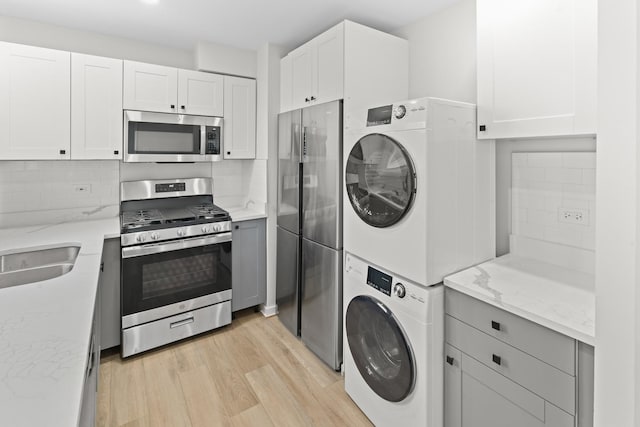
[
  {"left": 343, "top": 97, "right": 495, "bottom": 286},
  {"left": 343, "top": 252, "right": 444, "bottom": 427}
]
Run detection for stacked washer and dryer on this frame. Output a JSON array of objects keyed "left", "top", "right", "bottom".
[{"left": 342, "top": 97, "right": 495, "bottom": 426}]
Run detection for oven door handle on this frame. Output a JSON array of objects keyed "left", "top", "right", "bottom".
[{"left": 121, "top": 233, "right": 232, "bottom": 258}]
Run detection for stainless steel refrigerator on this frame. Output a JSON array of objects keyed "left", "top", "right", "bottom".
[{"left": 276, "top": 100, "right": 343, "bottom": 370}]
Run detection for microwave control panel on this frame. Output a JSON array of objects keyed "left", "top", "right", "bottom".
[{"left": 205, "top": 126, "right": 221, "bottom": 155}]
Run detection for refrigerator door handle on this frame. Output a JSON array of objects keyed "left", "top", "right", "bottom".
[{"left": 301, "top": 126, "right": 307, "bottom": 163}]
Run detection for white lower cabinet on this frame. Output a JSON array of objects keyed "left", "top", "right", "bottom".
[
  {"left": 0, "top": 42, "right": 71, "bottom": 159},
  {"left": 71, "top": 53, "right": 123, "bottom": 160},
  {"left": 444, "top": 288, "right": 594, "bottom": 427}
]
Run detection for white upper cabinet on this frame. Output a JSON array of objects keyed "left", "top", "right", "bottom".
[
  {"left": 314, "top": 25, "right": 344, "bottom": 105},
  {"left": 124, "top": 61, "right": 224, "bottom": 116},
  {"left": 280, "top": 55, "right": 293, "bottom": 113},
  {"left": 0, "top": 42, "right": 71, "bottom": 160},
  {"left": 476, "top": 0, "right": 597, "bottom": 139},
  {"left": 123, "top": 61, "right": 178, "bottom": 113},
  {"left": 178, "top": 69, "right": 223, "bottom": 116},
  {"left": 284, "top": 23, "right": 345, "bottom": 111},
  {"left": 71, "top": 53, "right": 123, "bottom": 160},
  {"left": 280, "top": 21, "right": 408, "bottom": 118},
  {"left": 223, "top": 76, "right": 256, "bottom": 159}
]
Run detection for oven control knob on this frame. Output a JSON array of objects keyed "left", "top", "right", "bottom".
[
  {"left": 201, "top": 226, "right": 210, "bottom": 233},
  {"left": 136, "top": 234, "right": 146, "bottom": 243},
  {"left": 393, "top": 283, "right": 406, "bottom": 298},
  {"left": 150, "top": 232, "right": 160, "bottom": 241},
  {"left": 177, "top": 229, "right": 185, "bottom": 237}
]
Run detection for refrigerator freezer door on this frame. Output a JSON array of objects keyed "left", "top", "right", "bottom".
[
  {"left": 277, "top": 110, "right": 302, "bottom": 234},
  {"left": 301, "top": 101, "right": 343, "bottom": 249},
  {"left": 276, "top": 227, "right": 300, "bottom": 336},
  {"left": 301, "top": 237, "right": 343, "bottom": 370}
]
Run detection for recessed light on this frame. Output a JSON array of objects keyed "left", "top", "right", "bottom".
[{"left": 140, "top": 0, "right": 159, "bottom": 5}]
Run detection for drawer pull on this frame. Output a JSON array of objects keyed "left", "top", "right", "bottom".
[
  {"left": 492, "top": 354, "right": 502, "bottom": 366},
  {"left": 446, "top": 355, "right": 455, "bottom": 366},
  {"left": 170, "top": 317, "right": 195, "bottom": 329},
  {"left": 491, "top": 320, "right": 501, "bottom": 331}
]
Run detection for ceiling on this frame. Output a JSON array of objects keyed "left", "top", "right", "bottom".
[{"left": 0, "top": 0, "right": 459, "bottom": 51}]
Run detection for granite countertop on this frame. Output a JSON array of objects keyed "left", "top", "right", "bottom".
[
  {"left": 0, "top": 217, "right": 120, "bottom": 427},
  {"left": 444, "top": 254, "right": 595, "bottom": 346}
]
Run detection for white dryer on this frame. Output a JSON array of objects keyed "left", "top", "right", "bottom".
[
  {"left": 343, "top": 97, "right": 495, "bottom": 286},
  {"left": 343, "top": 252, "right": 444, "bottom": 427}
]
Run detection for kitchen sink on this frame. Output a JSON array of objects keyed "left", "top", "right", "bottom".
[{"left": 0, "top": 245, "right": 80, "bottom": 289}]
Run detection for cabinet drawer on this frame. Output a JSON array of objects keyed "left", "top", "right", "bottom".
[
  {"left": 122, "top": 301, "right": 231, "bottom": 357},
  {"left": 447, "top": 315, "right": 575, "bottom": 414},
  {"left": 446, "top": 289, "right": 575, "bottom": 374}
]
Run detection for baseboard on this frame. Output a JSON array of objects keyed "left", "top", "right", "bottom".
[{"left": 259, "top": 304, "right": 278, "bottom": 317}]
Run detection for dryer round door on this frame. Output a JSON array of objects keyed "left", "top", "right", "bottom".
[
  {"left": 345, "top": 133, "right": 416, "bottom": 228},
  {"left": 345, "top": 295, "right": 416, "bottom": 402}
]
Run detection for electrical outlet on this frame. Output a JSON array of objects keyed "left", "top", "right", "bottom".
[
  {"left": 558, "top": 208, "right": 589, "bottom": 225},
  {"left": 74, "top": 184, "right": 92, "bottom": 194}
]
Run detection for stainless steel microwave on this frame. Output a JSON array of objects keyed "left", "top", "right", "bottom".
[{"left": 124, "top": 110, "right": 223, "bottom": 162}]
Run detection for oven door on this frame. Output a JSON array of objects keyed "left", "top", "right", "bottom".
[
  {"left": 124, "top": 110, "right": 222, "bottom": 162},
  {"left": 121, "top": 233, "right": 232, "bottom": 328}
]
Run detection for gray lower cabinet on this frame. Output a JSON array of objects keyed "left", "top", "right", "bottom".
[
  {"left": 232, "top": 219, "right": 266, "bottom": 312},
  {"left": 78, "top": 294, "right": 100, "bottom": 427},
  {"left": 444, "top": 288, "right": 594, "bottom": 427},
  {"left": 99, "top": 238, "right": 121, "bottom": 349}
]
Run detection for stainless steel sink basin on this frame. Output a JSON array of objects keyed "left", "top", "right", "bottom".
[{"left": 0, "top": 245, "right": 80, "bottom": 289}]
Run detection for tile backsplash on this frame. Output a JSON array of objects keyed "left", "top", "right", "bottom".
[
  {"left": 0, "top": 160, "right": 120, "bottom": 228},
  {"left": 511, "top": 152, "right": 596, "bottom": 269}
]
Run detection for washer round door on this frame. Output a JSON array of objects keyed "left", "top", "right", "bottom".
[
  {"left": 345, "top": 133, "right": 416, "bottom": 228},
  {"left": 345, "top": 295, "right": 415, "bottom": 402}
]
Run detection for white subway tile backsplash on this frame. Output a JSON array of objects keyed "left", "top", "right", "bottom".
[
  {"left": 544, "top": 167, "right": 583, "bottom": 184},
  {"left": 512, "top": 152, "right": 596, "bottom": 258},
  {"left": 562, "top": 152, "right": 596, "bottom": 169},
  {"left": 527, "top": 152, "right": 563, "bottom": 168}
]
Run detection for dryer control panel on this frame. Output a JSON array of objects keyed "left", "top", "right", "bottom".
[{"left": 359, "top": 98, "right": 429, "bottom": 131}]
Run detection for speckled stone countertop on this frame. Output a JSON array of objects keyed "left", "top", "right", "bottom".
[
  {"left": 444, "top": 254, "right": 595, "bottom": 345},
  {"left": 0, "top": 217, "right": 120, "bottom": 427}
]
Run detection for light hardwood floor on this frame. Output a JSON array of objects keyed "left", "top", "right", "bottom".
[{"left": 97, "top": 310, "right": 372, "bottom": 427}]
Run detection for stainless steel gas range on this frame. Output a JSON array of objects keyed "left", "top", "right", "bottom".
[{"left": 119, "top": 178, "right": 232, "bottom": 357}]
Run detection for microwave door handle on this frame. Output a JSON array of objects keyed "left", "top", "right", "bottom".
[
  {"left": 121, "top": 233, "right": 232, "bottom": 258},
  {"left": 200, "top": 126, "right": 207, "bottom": 155}
]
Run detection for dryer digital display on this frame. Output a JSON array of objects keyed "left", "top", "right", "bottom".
[
  {"left": 367, "top": 267, "right": 392, "bottom": 296},
  {"left": 366, "top": 105, "right": 393, "bottom": 126}
]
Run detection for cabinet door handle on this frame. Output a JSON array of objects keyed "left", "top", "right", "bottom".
[
  {"left": 59, "top": 149, "right": 66, "bottom": 155},
  {"left": 492, "top": 354, "right": 502, "bottom": 366},
  {"left": 479, "top": 125, "right": 486, "bottom": 131},
  {"left": 235, "top": 225, "right": 239, "bottom": 230},
  {"left": 113, "top": 150, "right": 119, "bottom": 155},
  {"left": 181, "top": 105, "right": 186, "bottom": 110},
  {"left": 446, "top": 355, "right": 454, "bottom": 366},
  {"left": 310, "top": 96, "right": 316, "bottom": 101},
  {"left": 170, "top": 104, "right": 175, "bottom": 109},
  {"left": 305, "top": 97, "right": 310, "bottom": 102},
  {"left": 227, "top": 151, "right": 231, "bottom": 155},
  {"left": 491, "top": 320, "right": 501, "bottom": 331}
]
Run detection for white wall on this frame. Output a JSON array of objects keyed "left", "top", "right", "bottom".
[
  {"left": 0, "top": 15, "right": 193, "bottom": 68},
  {"left": 393, "top": 0, "right": 476, "bottom": 102},
  {"left": 195, "top": 41, "right": 257, "bottom": 78},
  {"left": 595, "top": 1, "right": 639, "bottom": 424}
]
